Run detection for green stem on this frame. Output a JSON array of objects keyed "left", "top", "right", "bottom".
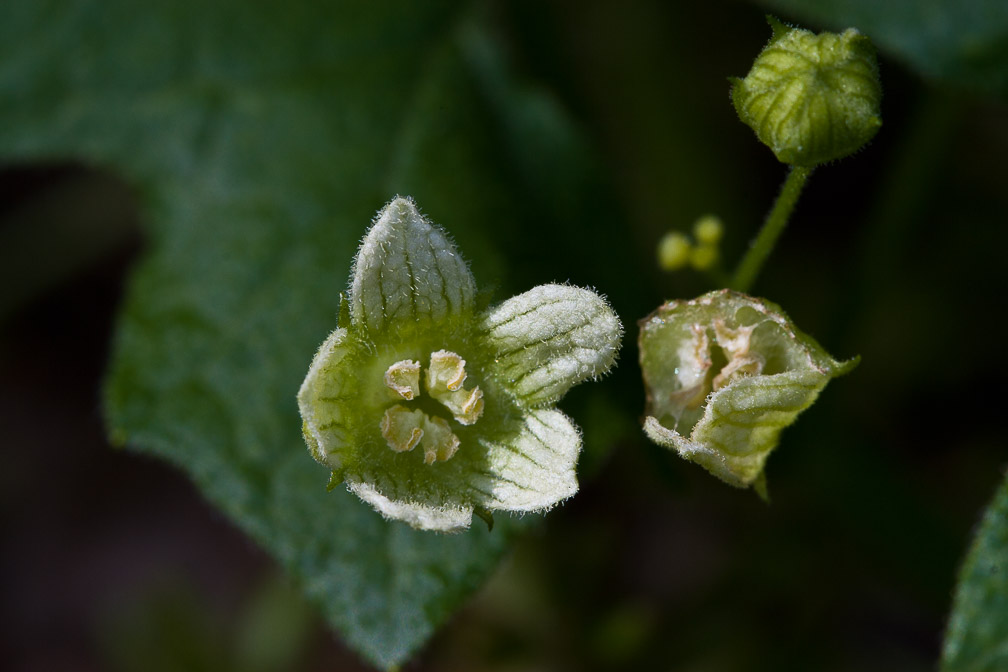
[{"left": 731, "top": 164, "right": 812, "bottom": 293}]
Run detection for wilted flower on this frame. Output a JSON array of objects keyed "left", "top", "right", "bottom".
[{"left": 639, "top": 290, "right": 855, "bottom": 496}]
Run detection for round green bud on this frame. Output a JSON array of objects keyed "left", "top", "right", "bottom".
[
  {"left": 689, "top": 244, "right": 719, "bottom": 271},
  {"left": 692, "top": 215, "right": 724, "bottom": 245},
  {"left": 731, "top": 18, "right": 882, "bottom": 166},
  {"left": 658, "top": 231, "right": 692, "bottom": 270}
]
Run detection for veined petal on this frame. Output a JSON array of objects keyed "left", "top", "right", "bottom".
[
  {"left": 480, "top": 284, "right": 622, "bottom": 407},
  {"left": 346, "top": 481, "right": 474, "bottom": 533},
  {"left": 349, "top": 196, "right": 475, "bottom": 335},
  {"left": 297, "top": 327, "right": 360, "bottom": 470},
  {"left": 470, "top": 409, "right": 580, "bottom": 511},
  {"left": 643, "top": 368, "right": 832, "bottom": 488}
]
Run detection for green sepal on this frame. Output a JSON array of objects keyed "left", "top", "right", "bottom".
[
  {"left": 766, "top": 15, "right": 790, "bottom": 41},
  {"left": 639, "top": 289, "right": 856, "bottom": 491},
  {"left": 473, "top": 507, "right": 495, "bottom": 532}
]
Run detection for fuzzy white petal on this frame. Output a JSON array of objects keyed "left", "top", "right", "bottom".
[
  {"left": 481, "top": 284, "right": 622, "bottom": 407},
  {"left": 297, "top": 328, "right": 358, "bottom": 470},
  {"left": 471, "top": 408, "right": 581, "bottom": 511},
  {"left": 350, "top": 196, "right": 475, "bottom": 334},
  {"left": 347, "top": 481, "right": 474, "bottom": 532}
]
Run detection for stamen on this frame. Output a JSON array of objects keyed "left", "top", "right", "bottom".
[
  {"left": 384, "top": 359, "right": 421, "bottom": 400},
  {"left": 427, "top": 350, "right": 467, "bottom": 391},
  {"left": 426, "top": 349, "right": 484, "bottom": 425},
  {"left": 380, "top": 405, "right": 424, "bottom": 452},
  {"left": 420, "top": 415, "right": 461, "bottom": 464}
]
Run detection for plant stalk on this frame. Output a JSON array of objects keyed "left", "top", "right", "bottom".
[{"left": 731, "top": 164, "right": 812, "bottom": 293}]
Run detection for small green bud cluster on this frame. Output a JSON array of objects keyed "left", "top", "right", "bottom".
[
  {"left": 658, "top": 215, "right": 724, "bottom": 272},
  {"left": 732, "top": 18, "right": 882, "bottom": 166}
]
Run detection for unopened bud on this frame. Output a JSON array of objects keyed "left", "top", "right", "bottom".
[
  {"left": 731, "top": 18, "right": 882, "bottom": 166},
  {"left": 658, "top": 232, "right": 692, "bottom": 270}
]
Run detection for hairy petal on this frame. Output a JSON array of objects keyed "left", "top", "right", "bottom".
[
  {"left": 480, "top": 284, "right": 622, "bottom": 407},
  {"left": 350, "top": 196, "right": 475, "bottom": 335},
  {"left": 643, "top": 368, "right": 831, "bottom": 488},
  {"left": 347, "top": 481, "right": 475, "bottom": 533},
  {"left": 297, "top": 328, "right": 361, "bottom": 471},
  {"left": 471, "top": 408, "right": 581, "bottom": 511}
]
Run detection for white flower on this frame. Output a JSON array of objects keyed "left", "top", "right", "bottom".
[{"left": 298, "top": 196, "right": 622, "bottom": 531}]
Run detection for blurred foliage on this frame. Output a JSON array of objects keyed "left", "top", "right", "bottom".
[
  {"left": 761, "top": 0, "right": 1008, "bottom": 98},
  {"left": 942, "top": 474, "right": 1008, "bottom": 672},
  {"left": 1, "top": 0, "right": 1006, "bottom": 670},
  {"left": 97, "top": 576, "right": 316, "bottom": 672}
]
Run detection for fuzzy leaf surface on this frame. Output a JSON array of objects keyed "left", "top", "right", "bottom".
[
  {"left": 0, "top": 1, "right": 597, "bottom": 667},
  {"left": 942, "top": 473, "right": 1008, "bottom": 672}
]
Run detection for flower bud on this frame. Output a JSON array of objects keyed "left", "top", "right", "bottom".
[
  {"left": 692, "top": 215, "right": 724, "bottom": 246},
  {"left": 731, "top": 18, "right": 882, "bottom": 166},
  {"left": 658, "top": 231, "right": 692, "bottom": 271}
]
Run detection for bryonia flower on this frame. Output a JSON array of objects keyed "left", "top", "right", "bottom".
[
  {"left": 639, "top": 290, "right": 855, "bottom": 497},
  {"left": 298, "top": 197, "right": 622, "bottom": 531}
]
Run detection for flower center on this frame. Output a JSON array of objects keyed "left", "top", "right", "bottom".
[
  {"left": 668, "top": 319, "right": 766, "bottom": 416},
  {"left": 379, "top": 349, "right": 484, "bottom": 464}
]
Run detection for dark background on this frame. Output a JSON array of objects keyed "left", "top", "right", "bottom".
[{"left": 2, "top": 1, "right": 1006, "bottom": 670}]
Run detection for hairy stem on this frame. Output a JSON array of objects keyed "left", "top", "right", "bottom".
[{"left": 731, "top": 165, "right": 812, "bottom": 293}]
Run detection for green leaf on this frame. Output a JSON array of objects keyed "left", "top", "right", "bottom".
[
  {"left": 0, "top": 1, "right": 592, "bottom": 667},
  {"left": 756, "top": 0, "right": 1008, "bottom": 98},
  {"left": 942, "top": 472, "right": 1008, "bottom": 672}
]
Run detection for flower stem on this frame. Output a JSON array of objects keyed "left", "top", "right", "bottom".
[{"left": 731, "top": 165, "right": 812, "bottom": 293}]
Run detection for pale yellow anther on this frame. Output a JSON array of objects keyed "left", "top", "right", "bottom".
[
  {"left": 420, "top": 415, "right": 461, "bottom": 464},
  {"left": 384, "top": 359, "right": 421, "bottom": 400},
  {"left": 380, "top": 405, "right": 425, "bottom": 452},
  {"left": 427, "top": 349, "right": 467, "bottom": 391},
  {"left": 452, "top": 387, "right": 485, "bottom": 425},
  {"left": 426, "top": 349, "right": 484, "bottom": 425},
  {"left": 379, "top": 349, "right": 481, "bottom": 463}
]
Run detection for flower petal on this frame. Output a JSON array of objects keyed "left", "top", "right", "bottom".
[
  {"left": 643, "top": 368, "right": 834, "bottom": 488},
  {"left": 350, "top": 196, "right": 476, "bottom": 335},
  {"left": 346, "top": 481, "right": 474, "bottom": 533},
  {"left": 297, "top": 327, "right": 360, "bottom": 470},
  {"left": 471, "top": 408, "right": 580, "bottom": 511},
  {"left": 480, "top": 284, "right": 622, "bottom": 407}
]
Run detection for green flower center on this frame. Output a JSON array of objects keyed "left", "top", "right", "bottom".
[{"left": 379, "top": 349, "right": 484, "bottom": 464}]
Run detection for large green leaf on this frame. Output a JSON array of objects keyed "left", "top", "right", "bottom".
[
  {"left": 758, "top": 0, "right": 1008, "bottom": 98},
  {"left": 942, "top": 472, "right": 1008, "bottom": 672},
  {"left": 0, "top": 1, "right": 599, "bottom": 667}
]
